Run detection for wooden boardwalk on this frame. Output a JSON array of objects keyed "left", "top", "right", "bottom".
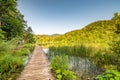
[{"left": 17, "top": 45, "right": 54, "bottom": 80}]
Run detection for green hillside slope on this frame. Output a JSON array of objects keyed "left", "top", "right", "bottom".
[{"left": 34, "top": 13, "right": 120, "bottom": 48}]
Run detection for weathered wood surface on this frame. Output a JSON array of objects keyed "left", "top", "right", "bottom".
[{"left": 17, "top": 45, "right": 54, "bottom": 80}]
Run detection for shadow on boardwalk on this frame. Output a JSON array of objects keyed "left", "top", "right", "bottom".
[{"left": 17, "top": 45, "right": 54, "bottom": 80}]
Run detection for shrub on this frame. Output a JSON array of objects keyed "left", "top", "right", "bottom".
[
  {"left": 95, "top": 70, "right": 120, "bottom": 80},
  {"left": 0, "top": 54, "right": 23, "bottom": 80},
  {"left": 17, "top": 48, "right": 30, "bottom": 56},
  {"left": 22, "top": 43, "right": 34, "bottom": 52},
  {"left": 49, "top": 55, "right": 76, "bottom": 80}
]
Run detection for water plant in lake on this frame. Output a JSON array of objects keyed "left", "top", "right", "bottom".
[
  {"left": 49, "top": 55, "right": 76, "bottom": 80},
  {"left": 48, "top": 45, "right": 120, "bottom": 79},
  {"left": 47, "top": 45, "right": 99, "bottom": 79}
]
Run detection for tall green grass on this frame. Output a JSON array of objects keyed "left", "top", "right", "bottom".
[
  {"left": 47, "top": 45, "right": 119, "bottom": 80},
  {"left": 48, "top": 45, "right": 95, "bottom": 59},
  {"left": 49, "top": 55, "right": 76, "bottom": 80}
]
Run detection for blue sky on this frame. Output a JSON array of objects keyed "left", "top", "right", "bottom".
[{"left": 17, "top": 0, "right": 120, "bottom": 35}]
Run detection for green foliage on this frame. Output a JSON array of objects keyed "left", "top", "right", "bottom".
[
  {"left": 33, "top": 12, "right": 120, "bottom": 79},
  {"left": 0, "top": 54, "right": 23, "bottom": 80},
  {"left": 34, "top": 13, "right": 120, "bottom": 49},
  {"left": 0, "top": 28, "right": 4, "bottom": 39},
  {"left": 48, "top": 45, "right": 94, "bottom": 58},
  {"left": 0, "top": 38, "right": 34, "bottom": 79},
  {"left": 50, "top": 55, "right": 76, "bottom": 80},
  {"left": 22, "top": 27, "right": 35, "bottom": 43},
  {"left": 22, "top": 43, "right": 35, "bottom": 52},
  {"left": 0, "top": 37, "right": 20, "bottom": 53},
  {"left": 0, "top": 0, "right": 35, "bottom": 79},
  {"left": 115, "top": 24, "right": 120, "bottom": 34},
  {"left": 17, "top": 48, "right": 30, "bottom": 56},
  {"left": 48, "top": 45, "right": 120, "bottom": 79},
  {"left": 95, "top": 17, "right": 120, "bottom": 79},
  {"left": 110, "top": 40, "right": 120, "bottom": 55},
  {"left": 16, "top": 43, "right": 34, "bottom": 56},
  {"left": 108, "top": 21, "right": 120, "bottom": 70},
  {"left": 0, "top": 0, "right": 24, "bottom": 39},
  {"left": 0, "top": 0, "right": 34, "bottom": 42},
  {"left": 91, "top": 49, "right": 119, "bottom": 70},
  {"left": 95, "top": 70, "right": 120, "bottom": 80}
]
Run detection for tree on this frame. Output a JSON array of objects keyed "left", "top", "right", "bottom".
[
  {"left": 22, "top": 27, "right": 34, "bottom": 43},
  {"left": 0, "top": 0, "right": 32, "bottom": 40},
  {"left": 110, "top": 13, "right": 120, "bottom": 70},
  {"left": 0, "top": 0, "right": 17, "bottom": 27},
  {"left": 115, "top": 23, "right": 120, "bottom": 34}
]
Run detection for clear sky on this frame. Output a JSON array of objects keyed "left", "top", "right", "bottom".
[{"left": 17, "top": 0, "right": 120, "bottom": 35}]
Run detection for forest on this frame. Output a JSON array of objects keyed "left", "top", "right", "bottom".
[
  {"left": 34, "top": 13, "right": 120, "bottom": 80},
  {"left": 0, "top": 0, "right": 35, "bottom": 79}
]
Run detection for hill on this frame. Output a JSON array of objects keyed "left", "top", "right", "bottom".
[{"left": 34, "top": 13, "right": 120, "bottom": 48}]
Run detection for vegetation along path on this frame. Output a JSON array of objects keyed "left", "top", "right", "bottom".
[{"left": 17, "top": 45, "right": 54, "bottom": 80}]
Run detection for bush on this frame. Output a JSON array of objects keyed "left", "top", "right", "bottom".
[
  {"left": 95, "top": 70, "right": 120, "bottom": 80},
  {"left": 0, "top": 54, "right": 23, "bottom": 80},
  {"left": 22, "top": 43, "right": 34, "bottom": 52},
  {"left": 17, "top": 48, "right": 30, "bottom": 56},
  {"left": 49, "top": 55, "right": 76, "bottom": 80},
  {"left": 0, "top": 40, "right": 7, "bottom": 52},
  {"left": 0, "top": 38, "right": 20, "bottom": 53}
]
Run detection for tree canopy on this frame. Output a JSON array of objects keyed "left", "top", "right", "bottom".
[{"left": 0, "top": 0, "right": 34, "bottom": 43}]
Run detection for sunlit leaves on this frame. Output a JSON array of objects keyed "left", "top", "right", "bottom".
[{"left": 50, "top": 55, "right": 76, "bottom": 80}]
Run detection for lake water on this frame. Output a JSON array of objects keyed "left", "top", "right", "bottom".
[{"left": 43, "top": 48, "right": 98, "bottom": 79}]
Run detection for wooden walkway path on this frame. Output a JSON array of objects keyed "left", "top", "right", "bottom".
[{"left": 17, "top": 45, "right": 54, "bottom": 80}]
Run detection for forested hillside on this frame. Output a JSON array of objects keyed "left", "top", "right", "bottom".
[{"left": 34, "top": 13, "right": 120, "bottom": 48}]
